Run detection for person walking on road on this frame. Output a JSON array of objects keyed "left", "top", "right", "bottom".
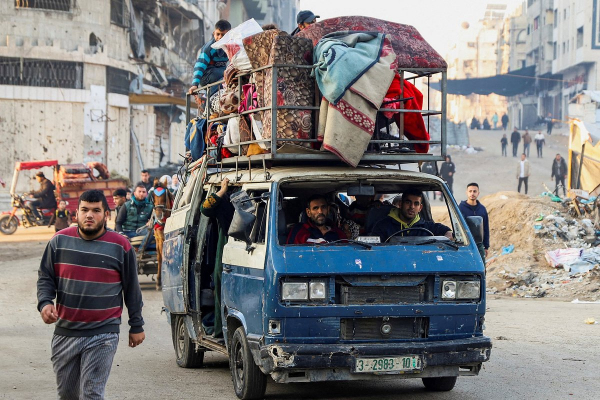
[
  {"left": 501, "top": 113, "right": 509, "bottom": 130},
  {"left": 522, "top": 130, "right": 532, "bottom": 157},
  {"left": 37, "top": 189, "right": 145, "bottom": 400},
  {"left": 500, "top": 134, "right": 508, "bottom": 157},
  {"left": 545, "top": 113, "right": 553, "bottom": 135},
  {"left": 516, "top": 153, "right": 530, "bottom": 194},
  {"left": 492, "top": 112, "right": 499, "bottom": 130},
  {"left": 551, "top": 153, "right": 567, "bottom": 197},
  {"left": 510, "top": 127, "right": 521, "bottom": 157},
  {"left": 439, "top": 155, "right": 456, "bottom": 196},
  {"left": 534, "top": 131, "right": 545, "bottom": 158},
  {"left": 458, "top": 183, "right": 489, "bottom": 265}
]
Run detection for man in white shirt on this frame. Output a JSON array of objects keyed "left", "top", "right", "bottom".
[{"left": 516, "top": 153, "right": 530, "bottom": 194}]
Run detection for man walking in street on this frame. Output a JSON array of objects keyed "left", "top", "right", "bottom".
[
  {"left": 510, "top": 127, "right": 521, "bottom": 157},
  {"left": 116, "top": 184, "right": 153, "bottom": 238},
  {"left": 492, "top": 112, "right": 499, "bottom": 130},
  {"left": 516, "top": 153, "right": 530, "bottom": 194},
  {"left": 459, "top": 183, "right": 489, "bottom": 265},
  {"left": 546, "top": 113, "right": 553, "bottom": 135},
  {"left": 439, "top": 155, "right": 456, "bottom": 196},
  {"left": 551, "top": 153, "right": 567, "bottom": 197},
  {"left": 522, "top": 130, "right": 532, "bottom": 157},
  {"left": 136, "top": 170, "right": 153, "bottom": 194},
  {"left": 501, "top": 113, "right": 509, "bottom": 130},
  {"left": 37, "top": 189, "right": 145, "bottom": 400},
  {"left": 500, "top": 134, "right": 508, "bottom": 157},
  {"left": 534, "top": 131, "right": 545, "bottom": 158}
]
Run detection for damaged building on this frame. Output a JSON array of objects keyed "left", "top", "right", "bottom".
[{"left": 0, "top": 0, "right": 297, "bottom": 203}]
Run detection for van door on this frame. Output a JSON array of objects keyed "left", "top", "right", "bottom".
[
  {"left": 221, "top": 184, "right": 270, "bottom": 339},
  {"left": 162, "top": 165, "right": 204, "bottom": 314}
]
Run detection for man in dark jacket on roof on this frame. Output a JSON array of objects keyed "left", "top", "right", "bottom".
[
  {"left": 28, "top": 171, "right": 56, "bottom": 221},
  {"left": 371, "top": 189, "right": 452, "bottom": 242},
  {"left": 458, "top": 182, "right": 489, "bottom": 264}
]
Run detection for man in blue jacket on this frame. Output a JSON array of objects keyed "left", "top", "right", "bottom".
[
  {"left": 371, "top": 189, "right": 452, "bottom": 242},
  {"left": 458, "top": 183, "right": 490, "bottom": 264}
]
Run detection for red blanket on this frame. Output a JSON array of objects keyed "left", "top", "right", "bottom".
[{"left": 385, "top": 74, "right": 430, "bottom": 153}]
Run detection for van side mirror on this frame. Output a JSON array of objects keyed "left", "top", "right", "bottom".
[{"left": 465, "top": 216, "right": 484, "bottom": 245}]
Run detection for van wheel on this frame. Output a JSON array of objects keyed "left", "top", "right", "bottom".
[
  {"left": 230, "top": 326, "right": 267, "bottom": 400},
  {"left": 172, "top": 315, "right": 204, "bottom": 368},
  {"left": 422, "top": 376, "right": 457, "bottom": 391}
]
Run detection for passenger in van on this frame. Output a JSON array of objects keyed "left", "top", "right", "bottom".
[
  {"left": 200, "top": 177, "right": 235, "bottom": 338},
  {"left": 287, "top": 195, "right": 347, "bottom": 244},
  {"left": 371, "top": 189, "right": 452, "bottom": 242}
]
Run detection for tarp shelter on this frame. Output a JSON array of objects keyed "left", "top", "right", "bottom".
[
  {"left": 568, "top": 119, "right": 600, "bottom": 194},
  {"left": 429, "top": 66, "right": 536, "bottom": 96}
]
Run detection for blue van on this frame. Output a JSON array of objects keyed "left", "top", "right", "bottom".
[
  {"left": 162, "top": 162, "right": 491, "bottom": 399},
  {"left": 162, "top": 20, "right": 490, "bottom": 399}
]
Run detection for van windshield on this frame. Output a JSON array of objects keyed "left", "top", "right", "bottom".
[{"left": 278, "top": 178, "right": 468, "bottom": 247}]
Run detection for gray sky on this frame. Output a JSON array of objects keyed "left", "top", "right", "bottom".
[{"left": 299, "top": 0, "right": 525, "bottom": 56}]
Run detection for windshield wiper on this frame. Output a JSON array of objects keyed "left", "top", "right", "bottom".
[
  {"left": 415, "top": 238, "right": 459, "bottom": 250},
  {"left": 321, "top": 239, "right": 373, "bottom": 250}
]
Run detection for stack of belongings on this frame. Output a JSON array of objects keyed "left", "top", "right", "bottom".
[
  {"left": 242, "top": 29, "right": 314, "bottom": 150},
  {"left": 298, "top": 16, "right": 445, "bottom": 167},
  {"left": 57, "top": 164, "right": 94, "bottom": 185}
]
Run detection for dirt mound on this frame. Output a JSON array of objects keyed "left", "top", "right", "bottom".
[{"left": 437, "top": 192, "right": 600, "bottom": 300}]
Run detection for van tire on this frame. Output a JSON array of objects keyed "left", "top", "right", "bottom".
[
  {"left": 172, "top": 315, "right": 204, "bottom": 368},
  {"left": 230, "top": 326, "right": 267, "bottom": 399},
  {"left": 422, "top": 376, "right": 457, "bottom": 391}
]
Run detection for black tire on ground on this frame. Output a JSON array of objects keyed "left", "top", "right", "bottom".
[
  {"left": 422, "top": 376, "right": 458, "bottom": 391},
  {"left": 0, "top": 215, "right": 18, "bottom": 235},
  {"left": 171, "top": 314, "right": 204, "bottom": 368},
  {"left": 230, "top": 326, "right": 267, "bottom": 400}
]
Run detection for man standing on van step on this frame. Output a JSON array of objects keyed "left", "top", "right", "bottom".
[
  {"left": 288, "top": 194, "right": 347, "bottom": 244},
  {"left": 188, "top": 20, "right": 231, "bottom": 97},
  {"left": 458, "top": 183, "right": 489, "bottom": 264},
  {"left": 37, "top": 189, "right": 145, "bottom": 399},
  {"left": 371, "top": 189, "right": 452, "bottom": 242},
  {"left": 200, "top": 177, "right": 235, "bottom": 339}
]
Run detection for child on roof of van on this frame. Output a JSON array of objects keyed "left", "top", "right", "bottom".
[{"left": 287, "top": 194, "right": 347, "bottom": 244}]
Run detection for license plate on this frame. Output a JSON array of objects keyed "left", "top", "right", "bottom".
[{"left": 354, "top": 356, "right": 422, "bottom": 373}]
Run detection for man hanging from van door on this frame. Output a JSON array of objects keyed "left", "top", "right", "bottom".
[
  {"left": 287, "top": 195, "right": 347, "bottom": 244},
  {"left": 200, "top": 177, "right": 235, "bottom": 339}
]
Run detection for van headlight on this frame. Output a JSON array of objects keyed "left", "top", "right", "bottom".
[
  {"left": 309, "top": 281, "right": 326, "bottom": 300},
  {"left": 282, "top": 282, "right": 308, "bottom": 301},
  {"left": 282, "top": 280, "right": 327, "bottom": 302},
  {"left": 441, "top": 279, "right": 480, "bottom": 300}
]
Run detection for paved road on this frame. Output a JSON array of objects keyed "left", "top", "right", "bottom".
[{"left": 1, "top": 232, "right": 599, "bottom": 399}]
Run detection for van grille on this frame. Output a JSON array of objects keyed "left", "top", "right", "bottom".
[
  {"left": 341, "top": 285, "right": 424, "bottom": 305},
  {"left": 340, "top": 317, "right": 428, "bottom": 340}
]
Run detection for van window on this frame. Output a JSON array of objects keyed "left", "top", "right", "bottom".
[{"left": 277, "top": 179, "right": 465, "bottom": 246}]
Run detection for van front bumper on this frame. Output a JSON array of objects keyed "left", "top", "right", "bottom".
[{"left": 251, "top": 336, "right": 492, "bottom": 379}]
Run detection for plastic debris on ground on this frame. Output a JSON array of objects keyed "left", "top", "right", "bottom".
[{"left": 501, "top": 244, "right": 514, "bottom": 255}]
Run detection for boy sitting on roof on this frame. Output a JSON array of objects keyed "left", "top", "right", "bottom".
[{"left": 188, "top": 20, "right": 231, "bottom": 97}]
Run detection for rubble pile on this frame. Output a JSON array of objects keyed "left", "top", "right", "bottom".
[{"left": 438, "top": 191, "right": 600, "bottom": 300}]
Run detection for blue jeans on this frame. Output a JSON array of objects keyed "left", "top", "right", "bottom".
[
  {"left": 523, "top": 143, "right": 530, "bottom": 157},
  {"left": 200, "top": 67, "right": 225, "bottom": 97}
]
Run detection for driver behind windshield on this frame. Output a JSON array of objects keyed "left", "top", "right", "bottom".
[
  {"left": 287, "top": 195, "right": 347, "bottom": 244},
  {"left": 371, "top": 189, "right": 452, "bottom": 242}
]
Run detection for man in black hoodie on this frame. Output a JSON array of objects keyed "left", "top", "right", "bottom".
[
  {"left": 439, "top": 155, "right": 456, "bottom": 195},
  {"left": 458, "top": 183, "right": 490, "bottom": 265},
  {"left": 510, "top": 127, "right": 521, "bottom": 157},
  {"left": 551, "top": 153, "right": 567, "bottom": 196}
]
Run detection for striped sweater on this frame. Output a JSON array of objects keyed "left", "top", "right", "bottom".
[
  {"left": 37, "top": 227, "right": 144, "bottom": 337},
  {"left": 191, "top": 37, "right": 228, "bottom": 86}
]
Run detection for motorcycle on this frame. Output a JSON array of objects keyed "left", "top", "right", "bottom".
[{"left": 0, "top": 193, "right": 56, "bottom": 235}]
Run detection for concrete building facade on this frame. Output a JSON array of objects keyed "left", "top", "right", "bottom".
[{"left": 0, "top": 0, "right": 297, "bottom": 207}]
